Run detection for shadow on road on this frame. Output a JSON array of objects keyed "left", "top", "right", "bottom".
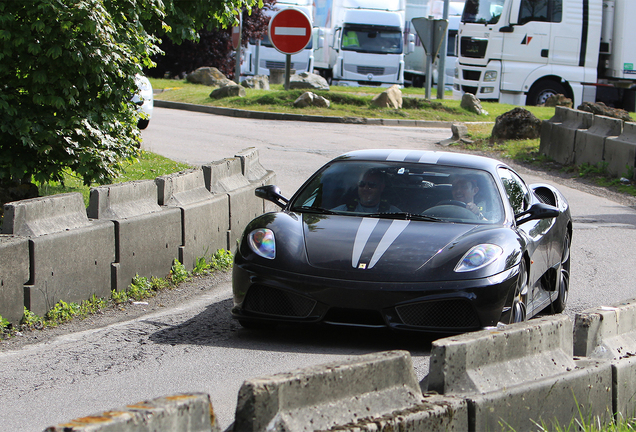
[{"left": 146, "top": 298, "right": 439, "bottom": 357}]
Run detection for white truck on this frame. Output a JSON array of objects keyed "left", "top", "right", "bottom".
[
  {"left": 404, "top": 0, "right": 465, "bottom": 88},
  {"left": 241, "top": 0, "right": 314, "bottom": 79},
  {"left": 312, "top": 0, "right": 411, "bottom": 87},
  {"left": 452, "top": 0, "right": 636, "bottom": 110}
]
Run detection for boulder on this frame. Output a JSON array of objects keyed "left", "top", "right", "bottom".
[
  {"left": 491, "top": 107, "right": 541, "bottom": 141},
  {"left": 187, "top": 67, "right": 233, "bottom": 87},
  {"left": 294, "top": 92, "right": 330, "bottom": 108},
  {"left": 461, "top": 93, "right": 488, "bottom": 115},
  {"left": 209, "top": 84, "right": 246, "bottom": 99},
  {"left": 241, "top": 75, "right": 270, "bottom": 90},
  {"left": 544, "top": 94, "right": 573, "bottom": 108},
  {"left": 577, "top": 101, "right": 633, "bottom": 122},
  {"left": 438, "top": 123, "right": 471, "bottom": 147},
  {"left": 371, "top": 85, "right": 402, "bottom": 109},
  {"left": 289, "top": 72, "right": 330, "bottom": 90}
]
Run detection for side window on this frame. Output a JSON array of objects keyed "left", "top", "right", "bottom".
[
  {"left": 498, "top": 168, "right": 530, "bottom": 215},
  {"left": 518, "top": 0, "right": 562, "bottom": 25}
]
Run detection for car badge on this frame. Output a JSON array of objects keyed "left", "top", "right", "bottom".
[
  {"left": 367, "top": 74, "right": 373, "bottom": 81},
  {"left": 358, "top": 263, "right": 367, "bottom": 269}
]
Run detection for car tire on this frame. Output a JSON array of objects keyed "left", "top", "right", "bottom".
[
  {"left": 551, "top": 232, "right": 570, "bottom": 313},
  {"left": 510, "top": 259, "right": 528, "bottom": 323},
  {"left": 526, "top": 80, "right": 567, "bottom": 106},
  {"left": 138, "top": 119, "right": 150, "bottom": 130}
]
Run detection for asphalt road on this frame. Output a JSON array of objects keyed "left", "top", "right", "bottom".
[{"left": 1, "top": 107, "right": 636, "bottom": 432}]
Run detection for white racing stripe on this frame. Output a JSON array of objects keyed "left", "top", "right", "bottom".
[
  {"left": 274, "top": 27, "right": 307, "bottom": 36},
  {"left": 386, "top": 150, "right": 411, "bottom": 161},
  {"left": 368, "top": 220, "right": 410, "bottom": 268},
  {"left": 352, "top": 218, "right": 379, "bottom": 268}
]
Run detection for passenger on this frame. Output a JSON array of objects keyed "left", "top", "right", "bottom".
[
  {"left": 333, "top": 168, "right": 400, "bottom": 213},
  {"left": 450, "top": 174, "right": 488, "bottom": 220}
]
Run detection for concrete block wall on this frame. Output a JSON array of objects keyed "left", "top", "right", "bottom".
[
  {"left": 540, "top": 107, "right": 636, "bottom": 178},
  {"left": 0, "top": 149, "right": 273, "bottom": 323}
]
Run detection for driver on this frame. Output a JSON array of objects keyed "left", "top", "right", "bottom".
[
  {"left": 451, "top": 175, "right": 488, "bottom": 220},
  {"left": 333, "top": 168, "right": 400, "bottom": 213}
]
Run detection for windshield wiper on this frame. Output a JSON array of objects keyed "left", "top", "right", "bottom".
[
  {"left": 291, "top": 206, "right": 339, "bottom": 215},
  {"left": 365, "top": 212, "right": 443, "bottom": 222}
]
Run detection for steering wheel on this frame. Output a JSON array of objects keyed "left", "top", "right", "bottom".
[{"left": 436, "top": 200, "right": 467, "bottom": 208}]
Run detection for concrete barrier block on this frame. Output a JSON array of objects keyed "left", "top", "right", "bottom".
[
  {"left": 87, "top": 180, "right": 160, "bottom": 220},
  {"left": 428, "top": 315, "right": 574, "bottom": 395},
  {"left": 574, "top": 115, "right": 623, "bottom": 167},
  {"left": 2, "top": 193, "right": 91, "bottom": 236},
  {"left": 546, "top": 108, "right": 593, "bottom": 165},
  {"left": 612, "top": 356, "right": 636, "bottom": 418},
  {"left": 326, "top": 393, "right": 468, "bottom": 431},
  {"left": 156, "top": 169, "right": 230, "bottom": 268},
  {"left": 44, "top": 393, "right": 219, "bottom": 432},
  {"left": 468, "top": 358, "right": 612, "bottom": 431},
  {"left": 234, "top": 148, "right": 277, "bottom": 213},
  {"left": 604, "top": 122, "right": 636, "bottom": 178},
  {"left": 234, "top": 350, "right": 424, "bottom": 432},
  {"left": 0, "top": 235, "right": 29, "bottom": 324},
  {"left": 203, "top": 159, "right": 263, "bottom": 248},
  {"left": 112, "top": 209, "right": 182, "bottom": 291},
  {"left": 540, "top": 107, "right": 568, "bottom": 156},
  {"left": 26, "top": 222, "right": 115, "bottom": 316}
]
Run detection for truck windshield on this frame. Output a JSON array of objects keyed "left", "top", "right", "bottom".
[
  {"left": 462, "top": 0, "right": 505, "bottom": 24},
  {"left": 341, "top": 25, "right": 403, "bottom": 54}
]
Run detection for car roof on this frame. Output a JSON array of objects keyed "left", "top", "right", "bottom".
[{"left": 333, "top": 149, "right": 508, "bottom": 173}]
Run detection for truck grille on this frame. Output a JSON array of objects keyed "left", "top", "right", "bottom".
[
  {"left": 463, "top": 70, "right": 481, "bottom": 81},
  {"left": 460, "top": 37, "right": 488, "bottom": 59},
  {"left": 357, "top": 66, "right": 385, "bottom": 75},
  {"left": 396, "top": 299, "right": 480, "bottom": 329},
  {"left": 243, "top": 284, "right": 316, "bottom": 318},
  {"left": 265, "top": 61, "right": 286, "bottom": 70}
]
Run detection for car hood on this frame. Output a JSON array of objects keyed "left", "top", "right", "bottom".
[{"left": 302, "top": 214, "right": 478, "bottom": 277}]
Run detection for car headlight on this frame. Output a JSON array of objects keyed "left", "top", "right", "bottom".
[
  {"left": 454, "top": 244, "right": 502, "bottom": 272},
  {"left": 483, "top": 70, "right": 497, "bottom": 82},
  {"left": 248, "top": 228, "right": 276, "bottom": 259}
]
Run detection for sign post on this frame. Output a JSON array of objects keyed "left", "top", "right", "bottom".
[
  {"left": 232, "top": 15, "right": 242, "bottom": 84},
  {"left": 411, "top": 17, "right": 449, "bottom": 100},
  {"left": 268, "top": 8, "right": 312, "bottom": 90}
]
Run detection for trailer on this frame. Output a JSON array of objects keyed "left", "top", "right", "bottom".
[{"left": 453, "top": 0, "right": 636, "bottom": 110}]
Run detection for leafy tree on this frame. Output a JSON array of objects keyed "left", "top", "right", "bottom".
[
  {"left": 150, "top": 0, "right": 275, "bottom": 80},
  {"left": 0, "top": 0, "right": 259, "bottom": 187}
]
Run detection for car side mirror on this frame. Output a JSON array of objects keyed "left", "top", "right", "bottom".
[
  {"left": 515, "top": 203, "right": 559, "bottom": 225},
  {"left": 255, "top": 185, "right": 289, "bottom": 209}
]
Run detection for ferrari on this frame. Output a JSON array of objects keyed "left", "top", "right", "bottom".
[{"left": 232, "top": 150, "right": 571, "bottom": 333}]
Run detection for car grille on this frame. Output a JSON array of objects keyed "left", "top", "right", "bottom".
[
  {"left": 396, "top": 299, "right": 480, "bottom": 329},
  {"left": 460, "top": 37, "right": 487, "bottom": 59},
  {"left": 323, "top": 307, "right": 386, "bottom": 327},
  {"left": 243, "top": 284, "right": 316, "bottom": 318}
]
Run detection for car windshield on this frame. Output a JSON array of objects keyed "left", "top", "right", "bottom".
[
  {"left": 341, "top": 25, "right": 403, "bottom": 54},
  {"left": 462, "top": 0, "right": 505, "bottom": 24},
  {"left": 290, "top": 161, "right": 504, "bottom": 224}
]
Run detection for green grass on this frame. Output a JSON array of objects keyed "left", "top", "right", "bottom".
[
  {"left": 36, "top": 151, "right": 192, "bottom": 207},
  {"left": 149, "top": 78, "right": 556, "bottom": 123}
]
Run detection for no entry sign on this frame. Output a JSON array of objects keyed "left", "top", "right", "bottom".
[{"left": 268, "top": 8, "right": 312, "bottom": 55}]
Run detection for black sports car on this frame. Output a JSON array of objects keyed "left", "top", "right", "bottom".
[{"left": 232, "top": 150, "right": 571, "bottom": 333}]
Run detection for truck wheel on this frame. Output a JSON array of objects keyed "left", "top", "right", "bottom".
[{"left": 527, "top": 81, "right": 566, "bottom": 106}]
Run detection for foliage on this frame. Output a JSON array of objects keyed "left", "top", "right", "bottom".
[
  {"left": 150, "top": 0, "right": 274, "bottom": 79},
  {"left": 193, "top": 256, "right": 212, "bottom": 275},
  {"left": 0, "top": 0, "right": 258, "bottom": 187},
  {"left": 169, "top": 259, "right": 190, "bottom": 284},
  {"left": 128, "top": 274, "right": 154, "bottom": 300},
  {"left": 210, "top": 249, "right": 234, "bottom": 270}
]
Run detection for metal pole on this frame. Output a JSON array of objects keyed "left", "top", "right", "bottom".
[
  {"left": 425, "top": 16, "right": 434, "bottom": 99},
  {"left": 255, "top": 40, "right": 260, "bottom": 75},
  {"left": 436, "top": 0, "right": 450, "bottom": 99},
  {"left": 234, "top": 13, "right": 242, "bottom": 84},
  {"left": 285, "top": 54, "right": 292, "bottom": 90}
]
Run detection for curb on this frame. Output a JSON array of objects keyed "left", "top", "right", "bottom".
[{"left": 154, "top": 99, "right": 455, "bottom": 128}]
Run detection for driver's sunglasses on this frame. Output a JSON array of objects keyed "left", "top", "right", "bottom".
[{"left": 358, "top": 181, "right": 379, "bottom": 189}]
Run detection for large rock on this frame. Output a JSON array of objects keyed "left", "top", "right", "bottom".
[
  {"left": 491, "top": 107, "right": 541, "bottom": 141},
  {"left": 461, "top": 93, "right": 488, "bottom": 115},
  {"left": 209, "top": 84, "right": 246, "bottom": 99},
  {"left": 371, "top": 85, "right": 402, "bottom": 109},
  {"left": 544, "top": 94, "right": 573, "bottom": 108},
  {"left": 289, "top": 72, "right": 330, "bottom": 90},
  {"left": 293, "top": 92, "right": 330, "bottom": 108},
  {"left": 241, "top": 75, "right": 270, "bottom": 90},
  {"left": 577, "top": 101, "right": 633, "bottom": 122},
  {"left": 187, "top": 67, "right": 233, "bottom": 87}
]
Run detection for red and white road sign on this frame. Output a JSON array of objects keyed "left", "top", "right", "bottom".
[
  {"left": 231, "top": 25, "right": 240, "bottom": 50},
  {"left": 268, "top": 8, "right": 312, "bottom": 55}
]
